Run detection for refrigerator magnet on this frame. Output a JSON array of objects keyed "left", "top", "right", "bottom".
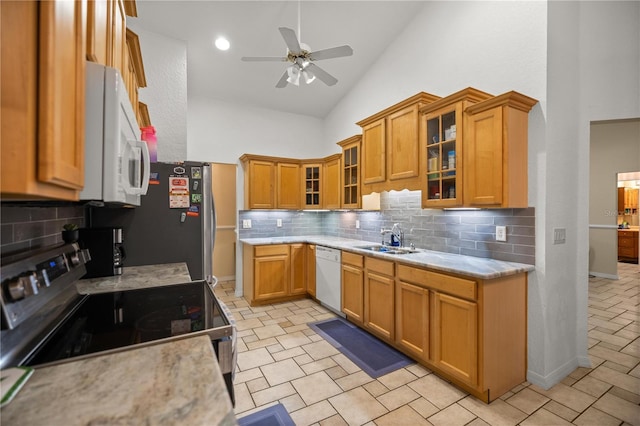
[
  {"left": 169, "top": 176, "right": 190, "bottom": 208},
  {"left": 149, "top": 172, "right": 160, "bottom": 185},
  {"left": 187, "top": 205, "right": 199, "bottom": 217},
  {"left": 191, "top": 193, "right": 202, "bottom": 204},
  {"left": 191, "top": 167, "right": 202, "bottom": 179}
]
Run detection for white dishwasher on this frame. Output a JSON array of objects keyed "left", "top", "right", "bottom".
[{"left": 315, "top": 246, "right": 344, "bottom": 316}]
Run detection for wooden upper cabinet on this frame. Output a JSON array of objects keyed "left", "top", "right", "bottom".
[
  {"left": 361, "top": 119, "right": 386, "bottom": 185},
  {"left": 302, "top": 163, "right": 322, "bottom": 209},
  {"left": 125, "top": 28, "right": 147, "bottom": 126},
  {"left": 388, "top": 104, "right": 421, "bottom": 181},
  {"left": 86, "top": 0, "right": 110, "bottom": 64},
  {"left": 241, "top": 156, "right": 275, "bottom": 209},
  {"left": 241, "top": 153, "right": 346, "bottom": 210},
  {"left": 464, "top": 92, "right": 537, "bottom": 208},
  {"left": 357, "top": 92, "right": 440, "bottom": 195},
  {"left": 1, "top": 0, "right": 86, "bottom": 201},
  {"left": 420, "top": 88, "right": 493, "bottom": 209},
  {"left": 337, "top": 135, "right": 362, "bottom": 209},
  {"left": 277, "top": 162, "right": 301, "bottom": 209},
  {"left": 323, "top": 154, "right": 342, "bottom": 210},
  {"left": 111, "top": 0, "right": 126, "bottom": 79}
]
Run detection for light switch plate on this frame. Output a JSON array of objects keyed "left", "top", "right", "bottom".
[
  {"left": 553, "top": 227, "right": 566, "bottom": 244},
  {"left": 242, "top": 219, "right": 252, "bottom": 229},
  {"left": 356, "top": 220, "right": 360, "bottom": 229},
  {"left": 276, "top": 219, "right": 282, "bottom": 227},
  {"left": 496, "top": 226, "right": 507, "bottom": 242}
]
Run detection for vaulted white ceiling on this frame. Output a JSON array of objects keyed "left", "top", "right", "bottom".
[{"left": 130, "top": 1, "right": 426, "bottom": 118}]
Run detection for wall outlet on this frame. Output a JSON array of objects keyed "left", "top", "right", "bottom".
[
  {"left": 355, "top": 220, "right": 360, "bottom": 229},
  {"left": 242, "top": 219, "right": 252, "bottom": 229},
  {"left": 496, "top": 225, "right": 507, "bottom": 242},
  {"left": 553, "top": 227, "right": 566, "bottom": 244},
  {"left": 276, "top": 219, "right": 282, "bottom": 227}
]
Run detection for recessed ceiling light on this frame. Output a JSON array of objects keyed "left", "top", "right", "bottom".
[{"left": 214, "top": 37, "right": 230, "bottom": 51}]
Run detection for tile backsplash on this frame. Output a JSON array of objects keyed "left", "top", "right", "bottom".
[
  {"left": 239, "top": 190, "right": 535, "bottom": 265},
  {"left": 1, "top": 204, "right": 85, "bottom": 256}
]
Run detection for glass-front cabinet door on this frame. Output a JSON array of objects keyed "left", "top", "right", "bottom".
[
  {"left": 338, "top": 135, "right": 362, "bottom": 209},
  {"left": 420, "top": 88, "right": 493, "bottom": 208},
  {"left": 303, "top": 164, "right": 322, "bottom": 208},
  {"left": 423, "top": 107, "right": 461, "bottom": 207}
]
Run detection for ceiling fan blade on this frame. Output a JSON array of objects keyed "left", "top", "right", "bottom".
[
  {"left": 308, "top": 45, "right": 354, "bottom": 61},
  {"left": 305, "top": 63, "right": 338, "bottom": 86},
  {"left": 275, "top": 70, "right": 289, "bottom": 88},
  {"left": 279, "top": 27, "right": 302, "bottom": 55},
  {"left": 241, "top": 56, "right": 288, "bottom": 62}
]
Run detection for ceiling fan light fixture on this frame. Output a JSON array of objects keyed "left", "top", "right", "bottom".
[
  {"left": 302, "top": 69, "right": 315, "bottom": 84},
  {"left": 286, "top": 65, "right": 300, "bottom": 86}
]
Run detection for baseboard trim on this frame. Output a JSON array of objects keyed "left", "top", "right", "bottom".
[
  {"left": 527, "top": 357, "right": 580, "bottom": 390},
  {"left": 589, "top": 271, "right": 619, "bottom": 280}
]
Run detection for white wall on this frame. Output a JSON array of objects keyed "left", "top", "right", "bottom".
[
  {"left": 187, "top": 97, "right": 327, "bottom": 164},
  {"left": 323, "top": 1, "right": 547, "bottom": 145},
  {"left": 543, "top": 0, "right": 640, "bottom": 388},
  {"left": 128, "top": 23, "right": 188, "bottom": 161}
]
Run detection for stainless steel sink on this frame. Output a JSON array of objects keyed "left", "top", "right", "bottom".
[{"left": 354, "top": 245, "right": 418, "bottom": 255}]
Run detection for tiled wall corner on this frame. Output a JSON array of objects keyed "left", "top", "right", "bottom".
[{"left": 0, "top": 204, "right": 85, "bottom": 255}]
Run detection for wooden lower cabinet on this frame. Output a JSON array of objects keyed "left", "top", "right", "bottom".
[
  {"left": 618, "top": 230, "right": 639, "bottom": 262},
  {"left": 395, "top": 281, "right": 429, "bottom": 360},
  {"left": 242, "top": 243, "right": 308, "bottom": 305},
  {"left": 290, "top": 243, "right": 307, "bottom": 296},
  {"left": 432, "top": 292, "right": 478, "bottom": 386},
  {"left": 341, "top": 252, "right": 364, "bottom": 324},
  {"left": 364, "top": 257, "right": 395, "bottom": 340},
  {"left": 306, "top": 244, "right": 316, "bottom": 297},
  {"left": 341, "top": 256, "right": 526, "bottom": 403},
  {"left": 253, "top": 246, "right": 289, "bottom": 301},
  {"left": 395, "top": 264, "right": 526, "bottom": 402}
]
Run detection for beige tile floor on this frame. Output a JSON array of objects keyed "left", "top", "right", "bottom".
[{"left": 216, "top": 262, "right": 640, "bottom": 425}]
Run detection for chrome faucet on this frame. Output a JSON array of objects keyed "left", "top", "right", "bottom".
[{"left": 380, "top": 223, "right": 404, "bottom": 247}]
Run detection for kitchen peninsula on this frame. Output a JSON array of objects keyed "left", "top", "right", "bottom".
[
  {"left": 240, "top": 235, "right": 532, "bottom": 402},
  {"left": 1, "top": 336, "right": 237, "bottom": 425}
]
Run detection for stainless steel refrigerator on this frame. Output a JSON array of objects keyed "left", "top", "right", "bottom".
[{"left": 89, "top": 161, "right": 216, "bottom": 282}]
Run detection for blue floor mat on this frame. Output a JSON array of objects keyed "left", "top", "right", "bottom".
[
  {"left": 309, "top": 317, "right": 413, "bottom": 378},
  {"left": 237, "top": 403, "right": 295, "bottom": 426}
]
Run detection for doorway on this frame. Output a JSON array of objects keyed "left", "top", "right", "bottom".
[
  {"left": 616, "top": 172, "right": 639, "bottom": 265},
  {"left": 588, "top": 119, "right": 640, "bottom": 279}
]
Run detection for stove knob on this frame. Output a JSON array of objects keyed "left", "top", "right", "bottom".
[
  {"left": 37, "top": 269, "right": 51, "bottom": 287},
  {"left": 4, "top": 272, "right": 39, "bottom": 302},
  {"left": 69, "top": 252, "right": 81, "bottom": 267}
]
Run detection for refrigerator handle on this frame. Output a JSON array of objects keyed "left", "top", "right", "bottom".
[{"left": 202, "top": 164, "right": 216, "bottom": 283}]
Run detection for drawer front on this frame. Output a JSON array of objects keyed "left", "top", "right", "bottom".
[
  {"left": 618, "top": 247, "right": 637, "bottom": 258},
  {"left": 255, "top": 244, "right": 289, "bottom": 257},
  {"left": 342, "top": 251, "right": 364, "bottom": 268},
  {"left": 618, "top": 231, "right": 636, "bottom": 238},
  {"left": 397, "top": 265, "right": 476, "bottom": 300},
  {"left": 427, "top": 272, "right": 476, "bottom": 300},
  {"left": 618, "top": 237, "right": 636, "bottom": 248},
  {"left": 398, "top": 264, "right": 429, "bottom": 285},
  {"left": 366, "top": 257, "right": 395, "bottom": 276}
]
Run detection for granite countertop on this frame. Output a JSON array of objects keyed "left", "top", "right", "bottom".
[
  {"left": 240, "top": 236, "right": 534, "bottom": 280},
  {"left": 0, "top": 336, "right": 237, "bottom": 425},
  {"left": 76, "top": 263, "right": 192, "bottom": 295}
]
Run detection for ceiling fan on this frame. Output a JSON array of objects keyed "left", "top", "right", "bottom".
[{"left": 241, "top": 26, "right": 353, "bottom": 88}]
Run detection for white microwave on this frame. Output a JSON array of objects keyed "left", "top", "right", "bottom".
[{"left": 80, "top": 62, "right": 150, "bottom": 206}]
